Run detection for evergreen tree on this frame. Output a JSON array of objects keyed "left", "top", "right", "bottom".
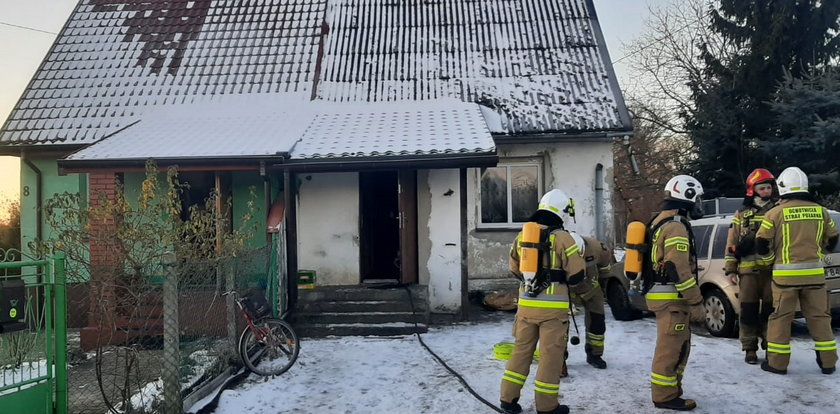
[
  {"left": 770, "top": 69, "right": 840, "bottom": 196},
  {"left": 688, "top": 0, "right": 840, "bottom": 196}
]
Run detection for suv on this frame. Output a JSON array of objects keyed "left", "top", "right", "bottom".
[{"left": 602, "top": 211, "right": 840, "bottom": 337}]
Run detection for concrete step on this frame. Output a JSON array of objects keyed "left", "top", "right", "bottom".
[
  {"left": 295, "top": 299, "right": 425, "bottom": 314},
  {"left": 298, "top": 285, "right": 427, "bottom": 302},
  {"left": 294, "top": 322, "right": 428, "bottom": 338},
  {"left": 290, "top": 311, "right": 425, "bottom": 325}
]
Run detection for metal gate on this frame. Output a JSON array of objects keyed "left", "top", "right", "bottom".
[{"left": 0, "top": 252, "right": 68, "bottom": 414}]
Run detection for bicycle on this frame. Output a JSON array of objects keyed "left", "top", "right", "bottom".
[{"left": 222, "top": 290, "right": 300, "bottom": 376}]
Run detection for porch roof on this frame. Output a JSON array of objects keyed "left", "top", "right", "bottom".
[{"left": 61, "top": 98, "right": 496, "bottom": 169}]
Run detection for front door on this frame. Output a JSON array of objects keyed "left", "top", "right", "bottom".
[{"left": 359, "top": 170, "right": 417, "bottom": 284}]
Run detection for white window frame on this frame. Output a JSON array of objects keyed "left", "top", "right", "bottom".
[{"left": 478, "top": 160, "right": 544, "bottom": 229}]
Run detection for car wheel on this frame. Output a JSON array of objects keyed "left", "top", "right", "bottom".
[
  {"left": 703, "top": 288, "right": 737, "bottom": 337},
  {"left": 606, "top": 280, "right": 642, "bottom": 321}
]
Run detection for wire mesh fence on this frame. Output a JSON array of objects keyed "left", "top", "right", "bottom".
[{"left": 63, "top": 245, "right": 276, "bottom": 414}]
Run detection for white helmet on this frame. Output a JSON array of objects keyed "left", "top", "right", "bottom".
[
  {"left": 777, "top": 167, "right": 809, "bottom": 196},
  {"left": 533, "top": 189, "right": 575, "bottom": 224},
  {"left": 664, "top": 175, "right": 704, "bottom": 203}
]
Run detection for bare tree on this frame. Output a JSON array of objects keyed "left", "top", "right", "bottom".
[{"left": 622, "top": 0, "right": 740, "bottom": 136}]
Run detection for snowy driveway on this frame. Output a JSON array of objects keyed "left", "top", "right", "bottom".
[{"left": 214, "top": 310, "right": 840, "bottom": 414}]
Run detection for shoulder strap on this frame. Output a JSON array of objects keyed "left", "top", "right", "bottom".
[{"left": 649, "top": 215, "right": 698, "bottom": 277}]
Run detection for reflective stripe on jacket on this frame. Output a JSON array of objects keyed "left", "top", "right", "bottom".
[
  {"left": 724, "top": 202, "right": 776, "bottom": 274},
  {"left": 756, "top": 199, "right": 839, "bottom": 286}
]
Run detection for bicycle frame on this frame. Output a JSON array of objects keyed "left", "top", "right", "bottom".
[{"left": 233, "top": 296, "right": 272, "bottom": 344}]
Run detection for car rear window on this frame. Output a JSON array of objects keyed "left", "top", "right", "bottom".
[
  {"left": 693, "top": 225, "right": 712, "bottom": 260},
  {"left": 711, "top": 225, "right": 729, "bottom": 259}
]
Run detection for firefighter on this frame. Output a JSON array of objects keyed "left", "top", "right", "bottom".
[
  {"left": 755, "top": 166, "right": 839, "bottom": 375},
  {"left": 724, "top": 168, "right": 778, "bottom": 364},
  {"left": 567, "top": 235, "right": 612, "bottom": 370},
  {"left": 500, "top": 189, "right": 585, "bottom": 414},
  {"left": 647, "top": 175, "right": 706, "bottom": 411}
]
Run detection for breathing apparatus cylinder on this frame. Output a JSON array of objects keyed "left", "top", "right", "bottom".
[
  {"left": 624, "top": 221, "right": 646, "bottom": 280},
  {"left": 519, "top": 222, "right": 542, "bottom": 295}
]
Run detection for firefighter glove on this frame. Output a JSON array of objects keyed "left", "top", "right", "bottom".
[{"left": 735, "top": 233, "right": 755, "bottom": 257}]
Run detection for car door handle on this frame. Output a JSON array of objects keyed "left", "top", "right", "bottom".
[{"left": 696, "top": 265, "right": 705, "bottom": 271}]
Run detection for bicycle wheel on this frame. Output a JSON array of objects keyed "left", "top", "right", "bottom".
[{"left": 238, "top": 318, "right": 300, "bottom": 376}]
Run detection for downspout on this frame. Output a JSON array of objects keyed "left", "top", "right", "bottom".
[
  {"left": 459, "top": 168, "right": 468, "bottom": 321},
  {"left": 261, "top": 161, "right": 271, "bottom": 246},
  {"left": 20, "top": 152, "right": 43, "bottom": 244}
]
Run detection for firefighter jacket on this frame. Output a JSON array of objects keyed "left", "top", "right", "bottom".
[
  {"left": 510, "top": 226, "right": 586, "bottom": 313},
  {"left": 645, "top": 209, "right": 703, "bottom": 312},
  {"left": 724, "top": 201, "right": 777, "bottom": 274},
  {"left": 755, "top": 199, "right": 839, "bottom": 286},
  {"left": 582, "top": 236, "right": 613, "bottom": 279},
  {"left": 574, "top": 236, "right": 612, "bottom": 298}
]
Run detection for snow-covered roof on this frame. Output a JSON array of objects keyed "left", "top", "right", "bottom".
[
  {"left": 315, "top": 0, "right": 632, "bottom": 135},
  {"left": 63, "top": 98, "right": 496, "bottom": 164},
  {"left": 1, "top": 0, "right": 326, "bottom": 146},
  {"left": 65, "top": 95, "right": 312, "bottom": 162},
  {"left": 292, "top": 100, "right": 495, "bottom": 160},
  {"left": 1, "top": 0, "right": 631, "bottom": 150}
]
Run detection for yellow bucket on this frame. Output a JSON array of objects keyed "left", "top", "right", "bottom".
[{"left": 493, "top": 342, "right": 540, "bottom": 361}]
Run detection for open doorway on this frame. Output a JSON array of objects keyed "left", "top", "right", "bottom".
[{"left": 359, "top": 171, "right": 400, "bottom": 282}]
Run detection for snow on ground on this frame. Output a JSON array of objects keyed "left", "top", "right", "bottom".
[{"left": 214, "top": 310, "right": 840, "bottom": 414}]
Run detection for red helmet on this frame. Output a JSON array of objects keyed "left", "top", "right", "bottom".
[{"left": 745, "top": 168, "right": 775, "bottom": 197}]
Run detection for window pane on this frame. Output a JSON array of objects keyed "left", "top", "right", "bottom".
[
  {"left": 480, "top": 167, "right": 508, "bottom": 223},
  {"left": 711, "top": 225, "right": 729, "bottom": 259},
  {"left": 511, "top": 166, "right": 539, "bottom": 222},
  {"left": 693, "top": 225, "right": 711, "bottom": 260}
]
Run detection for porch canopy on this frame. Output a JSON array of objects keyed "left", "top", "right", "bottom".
[{"left": 60, "top": 97, "right": 497, "bottom": 171}]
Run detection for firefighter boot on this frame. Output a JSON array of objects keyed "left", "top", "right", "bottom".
[
  {"left": 586, "top": 353, "right": 607, "bottom": 369},
  {"left": 537, "top": 404, "right": 570, "bottom": 414},
  {"left": 760, "top": 361, "right": 787, "bottom": 375},
  {"left": 817, "top": 353, "right": 836, "bottom": 375},
  {"left": 744, "top": 350, "right": 758, "bottom": 365},
  {"left": 654, "top": 397, "right": 697, "bottom": 411},
  {"left": 500, "top": 398, "right": 522, "bottom": 414}
]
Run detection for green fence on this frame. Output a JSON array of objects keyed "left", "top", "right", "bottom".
[{"left": 0, "top": 252, "right": 68, "bottom": 414}]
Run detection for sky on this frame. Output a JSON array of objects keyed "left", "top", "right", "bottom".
[{"left": 0, "top": 0, "right": 661, "bottom": 202}]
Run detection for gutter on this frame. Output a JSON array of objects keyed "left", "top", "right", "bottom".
[
  {"left": 275, "top": 153, "right": 499, "bottom": 172},
  {"left": 492, "top": 130, "right": 633, "bottom": 144}
]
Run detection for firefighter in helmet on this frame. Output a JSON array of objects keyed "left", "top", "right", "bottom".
[
  {"left": 646, "top": 175, "right": 706, "bottom": 411},
  {"left": 564, "top": 235, "right": 612, "bottom": 372},
  {"left": 724, "top": 168, "right": 778, "bottom": 364},
  {"left": 500, "top": 189, "right": 584, "bottom": 414},
  {"left": 756, "top": 167, "right": 839, "bottom": 375}
]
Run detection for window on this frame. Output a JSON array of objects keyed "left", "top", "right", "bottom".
[
  {"left": 479, "top": 163, "right": 542, "bottom": 227},
  {"left": 711, "top": 225, "right": 729, "bottom": 259},
  {"left": 693, "top": 225, "right": 712, "bottom": 260}
]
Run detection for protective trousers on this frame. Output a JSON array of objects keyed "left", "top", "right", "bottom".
[
  {"left": 738, "top": 268, "right": 774, "bottom": 351},
  {"left": 572, "top": 279, "right": 606, "bottom": 356},
  {"left": 651, "top": 303, "right": 691, "bottom": 404},
  {"left": 766, "top": 284, "right": 838, "bottom": 371},
  {"left": 501, "top": 310, "right": 570, "bottom": 412}
]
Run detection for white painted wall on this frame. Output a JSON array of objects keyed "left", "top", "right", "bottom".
[
  {"left": 296, "top": 172, "right": 360, "bottom": 285},
  {"left": 467, "top": 140, "right": 615, "bottom": 288},
  {"left": 417, "top": 169, "right": 462, "bottom": 313}
]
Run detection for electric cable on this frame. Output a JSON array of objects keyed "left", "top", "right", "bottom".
[
  {"left": 398, "top": 285, "right": 506, "bottom": 413},
  {"left": 0, "top": 21, "right": 57, "bottom": 35}
]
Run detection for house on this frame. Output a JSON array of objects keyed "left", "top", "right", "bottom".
[{"left": 0, "top": 0, "right": 632, "bottom": 340}]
